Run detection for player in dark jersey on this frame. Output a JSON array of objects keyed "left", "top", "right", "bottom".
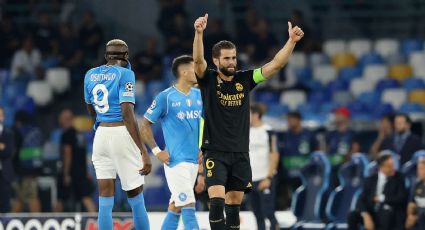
[{"left": 193, "top": 13, "right": 304, "bottom": 230}]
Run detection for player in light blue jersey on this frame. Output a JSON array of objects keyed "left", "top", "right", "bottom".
[
  {"left": 84, "top": 39, "right": 152, "bottom": 230},
  {"left": 141, "top": 55, "right": 202, "bottom": 230}
]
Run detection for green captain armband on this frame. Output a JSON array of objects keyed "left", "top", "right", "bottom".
[{"left": 253, "top": 68, "right": 266, "bottom": 84}]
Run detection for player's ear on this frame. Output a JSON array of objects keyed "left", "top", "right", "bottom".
[{"left": 213, "top": 57, "right": 219, "bottom": 67}]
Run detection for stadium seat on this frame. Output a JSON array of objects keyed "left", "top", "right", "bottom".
[
  {"left": 3, "top": 106, "right": 15, "bottom": 127},
  {"left": 309, "top": 52, "right": 330, "bottom": 66},
  {"left": 373, "top": 103, "right": 394, "bottom": 119},
  {"left": 332, "top": 91, "right": 353, "bottom": 106},
  {"left": 266, "top": 104, "right": 289, "bottom": 117},
  {"left": 308, "top": 90, "right": 331, "bottom": 104},
  {"left": 298, "top": 103, "right": 319, "bottom": 116},
  {"left": 357, "top": 91, "right": 381, "bottom": 107},
  {"left": 289, "top": 52, "right": 307, "bottom": 67},
  {"left": 350, "top": 78, "right": 375, "bottom": 97},
  {"left": 320, "top": 102, "right": 339, "bottom": 115},
  {"left": 381, "top": 88, "right": 407, "bottom": 109},
  {"left": 400, "top": 39, "right": 424, "bottom": 56},
  {"left": 347, "top": 101, "right": 371, "bottom": 118},
  {"left": 357, "top": 53, "right": 384, "bottom": 69},
  {"left": 338, "top": 66, "right": 362, "bottom": 82},
  {"left": 408, "top": 51, "right": 425, "bottom": 69},
  {"left": 331, "top": 53, "right": 357, "bottom": 69},
  {"left": 291, "top": 151, "right": 331, "bottom": 225},
  {"left": 374, "top": 38, "right": 399, "bottom": 59},
  {"left": 414, "top": 65, "right": 425, "bottom": 80},
  {"left": 280, "top": 90, "right": 307, "bottom": 110},
  {"left": 409, "top": 89, "right": 425, "bottom": 105},
  {"left": 73, "top": 116, "right": 93, "bottom": 132},
  {"left": 389, "top": 64, "right": 413, "bottom": 81},
  {"left": 323, "top": 40, "right": 347, "bottom": 57},
  {"left": 5, "top": 80, "right": 27, "bottom": 105},
  {"left": 13, "top": 95, "right": 35, "bottom": 114},
  {"left": 295, "top": 67, "right": 313, "bottom": 82},
  {"left": 348, "top": 39, "right": 372, "bottom": 58},
  {"left": 402, "top": 150, "right": 425, "bottom": 189},
  {"left": 363, "top": 64, "right": 388, "bottom": 84},
  {"left": 327, "top": 79, "right": 349, "bottom": 94},
  {"left": 399, "top": 102, "right": 424, "bottom": 113},
  {"left": 386, "top": 53, "right": 407, "bottom": 65},
  {"left": 26, "top": 80, "right": 54, "bottom": 106},
  {"left": 313, "top": 65, "right": 338, "bottom": 85},
  {"left": 255, "top": 91, "right": 281, "bottom": 105},
  {"left": 403, "top": 78, "right": 425, "bottom": 92},
  {"left": 145, "top": 81, "right": 165, "bottom": 100},
  {"left": 376, "top": 78, "right": 400, "bottom": 93},
  {"left": 326, "top": 153, "right": 369, "bottom": 223},
  {"left": 45, "top": 67, "right": 71, "bottom": 93}
]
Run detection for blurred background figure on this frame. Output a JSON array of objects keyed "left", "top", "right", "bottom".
[
  {"left": 133, "top": 37, "right": 163, "bottom": 83},
  {"left": 406, "top": 158, "right": 425, "bottom": 229},
  {"left": 0, "top": 107, "right": 15, "bottom": 213},
  {"left": 10, "top": 36, "right": 42, "bottom": 81},
  {"left": 370, "top": 115, "right": 394, "bottom": 159},
  {"left": 54, "top": 109, "right": 95, "bottom": 212},
  {"left": 379, "top": 114, "right": 424, "bottom": 165},
  {"left": 79, "top": 10, "right": 103, "bottom": 65},
  {"left": 248, "top": 104, "right": 279, "bottom": 230},
  {"left": 348, "top": 152, "right": 408, "bottom": 230}
]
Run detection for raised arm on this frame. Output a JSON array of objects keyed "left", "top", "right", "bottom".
[
  {"left": 261, "top": 22, "right": 304, "bottom": 79},
  {"left": 193, "top": 13, "right": 208, "bottom": 78},
  {"left": 122, "top": 102, "right": 152, "bottom": 175},
  {"left": 140, "top": 118, "right": 170, "bottom": 165}
]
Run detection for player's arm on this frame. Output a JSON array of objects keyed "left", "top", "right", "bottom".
[
  {"left": 260, "top": 22, "right": 304, "bottom": 79},
  {"left": 122, "top": 103, "right": 152, "bottom": 175},
  {"left": 140, "top": 118, "right": 170, "bottom": 165},
  {"left": 193, "top": 13, "right": 208, "bottom": 78}
]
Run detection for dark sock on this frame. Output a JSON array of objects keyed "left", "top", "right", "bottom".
[
  {"left": 209, "top": 198, "right": 225, "bottom": 230},
  {"left": 225, "top": 204, "right": 240, "bottom": 230}
]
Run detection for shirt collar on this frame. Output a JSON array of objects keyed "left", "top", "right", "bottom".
[{"left": 378, "top": 171, "right": 387, "bottom": 181}]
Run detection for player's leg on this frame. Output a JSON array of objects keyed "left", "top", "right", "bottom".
[
  {"left": 225, "top": 152, "right": 253, "bottom": 230},
  {"left": 112, "top": 127, "right": 149, "bottom": 230},
  {"left": 204, "top": 151, "right": 228, "bottom": 230},
  {"left": 163, "top": 162, "right": 200, "bottom": 230},
  {"left": 75, "top": 177, "right": 96, "bottom": 213},
  {"left": 92, "top": 127, "right": 117, "bottom": 230}
]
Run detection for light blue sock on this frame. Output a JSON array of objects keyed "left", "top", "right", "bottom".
[
  {"left": 161, "top": 210, "right": 181, "bottom": 230},
  {"left": 181, "top": 207, "right": 199, "bottom": 230},
  {"left": 127, "top": 193, "right": 150, "bottom": 230},
  {"left": 98, "top": 196, "right": 114, "bottom": 230}
]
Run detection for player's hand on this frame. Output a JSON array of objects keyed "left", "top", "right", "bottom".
[
  {"left": 157, "top": 151, "right": 170, "bottom": 165},
  {"left": 258, "top": 178, "right": 271, "bottom": 191},
  {"left": 288, "top": 21, "right": 304, "bottom": 43},
  {"left": 195, "top": 175, "right": 206, "bottom": 194},
  {"left": 194, "top": 13, "right": 208, "bottom": 33},
  {"left": 140, "top": 153, "right": 152, "bottom": 175},
  {"left": 63, "top": 174, "right": 72, "bottom": 187},
  {"left": 0, "top": 143, "right": 5, "bottom": 151},
  {"left": 198, "top": 151, "right": 204, "bottom": 165}
]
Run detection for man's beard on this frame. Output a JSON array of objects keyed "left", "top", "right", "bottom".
[{"left": 219, "top": 66, "right": 236, "bottom": 76}]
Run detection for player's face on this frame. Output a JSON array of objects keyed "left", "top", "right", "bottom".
[
  {"left": 215, "top": 49, "right": 237, "bottom": 76},
  {"left": 417, "top": 162, "right": 425, "bottom": 180},
  {"left": 180, "top": 62, "right": 197, "bottom": 84},
  {"left": 394, "top": 116, "right": 409, "bottom": 134},
  {"left": 288, "top": 117, "right": 301, "bottom": 131},
  {"left": 381, "top": 158, "right": 396, "bottom": 177},
  {"left": 0, "top": 108, "right": 4, "bottom": 124}
]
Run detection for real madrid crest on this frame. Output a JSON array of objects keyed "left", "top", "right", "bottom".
[{"left": 235, "top": 83, "right": 243, "bottom": 91}]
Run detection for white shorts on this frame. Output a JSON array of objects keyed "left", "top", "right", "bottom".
[
  {"left": 92, "top": 126, "right": 144, "bottom": 191},
  {"left": 164, "top": 162, "right": 199, "bottom": 207}
]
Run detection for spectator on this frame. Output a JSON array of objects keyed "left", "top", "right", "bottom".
[
  {"left": 11, "top": 110, "right": 42, "bottom": 213},
  {"left": 406, "top": 158, "right": 425, "bottom": 229},
  {"left": 0, "top": 15, "right": 21, "bottom": 68},
  {"left": 289, "top": 9, "right": 313, "bottom": 52},
  {"left": 31, "top": 12, "right": 57, "bottom": 56},
  {"left": 370, "top": 115, "right": 394, "bottom": 159},
  {"left": 56, "top": 22, "right": 84, "bottom": 74},
  {"left": 204, "top": 19, "right": 231, "bottom": 65},
  {"left": 379, "top": 113, "right": 424, "bottom": 165},
  {"left": 0, "top": 107, "right": 15, "bottom": 213},
  {"left": 248, "top": 104, "right": 279, "bottom": 230},
  {"left": 348, "top": 152, "right": 408, "bottom": 230},
  {"left": 79, "top": 11, "right": 103, "bottom": 63},
  {"left": 54, "top": 109, "right": 96, "bottom": 212},
  {"left": 132, "top": 37, "right": 163, "bottom": 83},
  {"left": 10, "top": 36, "right": 42, "bottom": 80},
  {"left": 164, "top": 13, "right": 192, "bottom": 55},
  {"left": 236, "top": 9, "right": 258, "bottom": 51},
  {"left": 157, "top": 0, "right": 186, "bottom": 37},
  {"left": 251, "top": 18, "right": 278, "bottom": 64},
  {"left": 325, "top": 107, "right": 360, "bottom": 165}
]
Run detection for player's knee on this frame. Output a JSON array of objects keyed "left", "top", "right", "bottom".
[
  {"left": 208, "top": 185, "right": 225, "bottom": 198},
  {"left": 98, "top": 179, "right": 115, "bottom": 196},
  {"left": 126, "top": 186, "right": 143, "bottom": 198},
  {"left": 225, "top": 191, "right": 244, "bottom": 204}
]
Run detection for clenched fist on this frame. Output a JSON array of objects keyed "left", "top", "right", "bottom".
[
  {"left": 194, "top": 13, "right": 208, "bottom": 33},
  {"left": 288, "top": 21, "right": 304, "bottom": 43}
]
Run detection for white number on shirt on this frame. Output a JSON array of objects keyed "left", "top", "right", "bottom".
[{"left": 92, "top": 84, "right": 109, "bottom": 113}]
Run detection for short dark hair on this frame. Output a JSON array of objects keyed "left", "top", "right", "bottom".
[
  {"left": 288, "top": 111, "right": 302, "bottom": 120},
  {"left": 377, "top": 151, "right": 393, "bottom": 166},
  {"left": 250, "top": 103, "right": 266, "bottom": 118},
  {"left": 171, "top": 55, "right": 193, "bottom": 78},
  {"left": 395, "top": 113, "right": 412, "bottom": 124},
  {"left": 212, "top": 40, "right": 236, "bottom": 58}
]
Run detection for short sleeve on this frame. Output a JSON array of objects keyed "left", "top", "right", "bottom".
[
  {"left": 238, "top": 69, "right": 257, "bottom": 91},
  {"left": 144, "top": 93, "right": 167, "bottom": 123},
  {"left": 196, "top": 69, "right": 213, "bottom": 88},
  {"left": 119, "top": 70, "right": 136, "bottom": 104},
  {"left": 84, "top": 73, "right": 91, "bottom": 104},
  {"left": 60, "top": 130, "right": 73, "bottom": 146}
]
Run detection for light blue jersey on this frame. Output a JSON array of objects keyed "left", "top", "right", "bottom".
[
  {"left": 84, "top": 64, "right": 136, "bottom": 127},
  {"left": 144, "top": 86, "right": 202, "bottom": 167}
]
